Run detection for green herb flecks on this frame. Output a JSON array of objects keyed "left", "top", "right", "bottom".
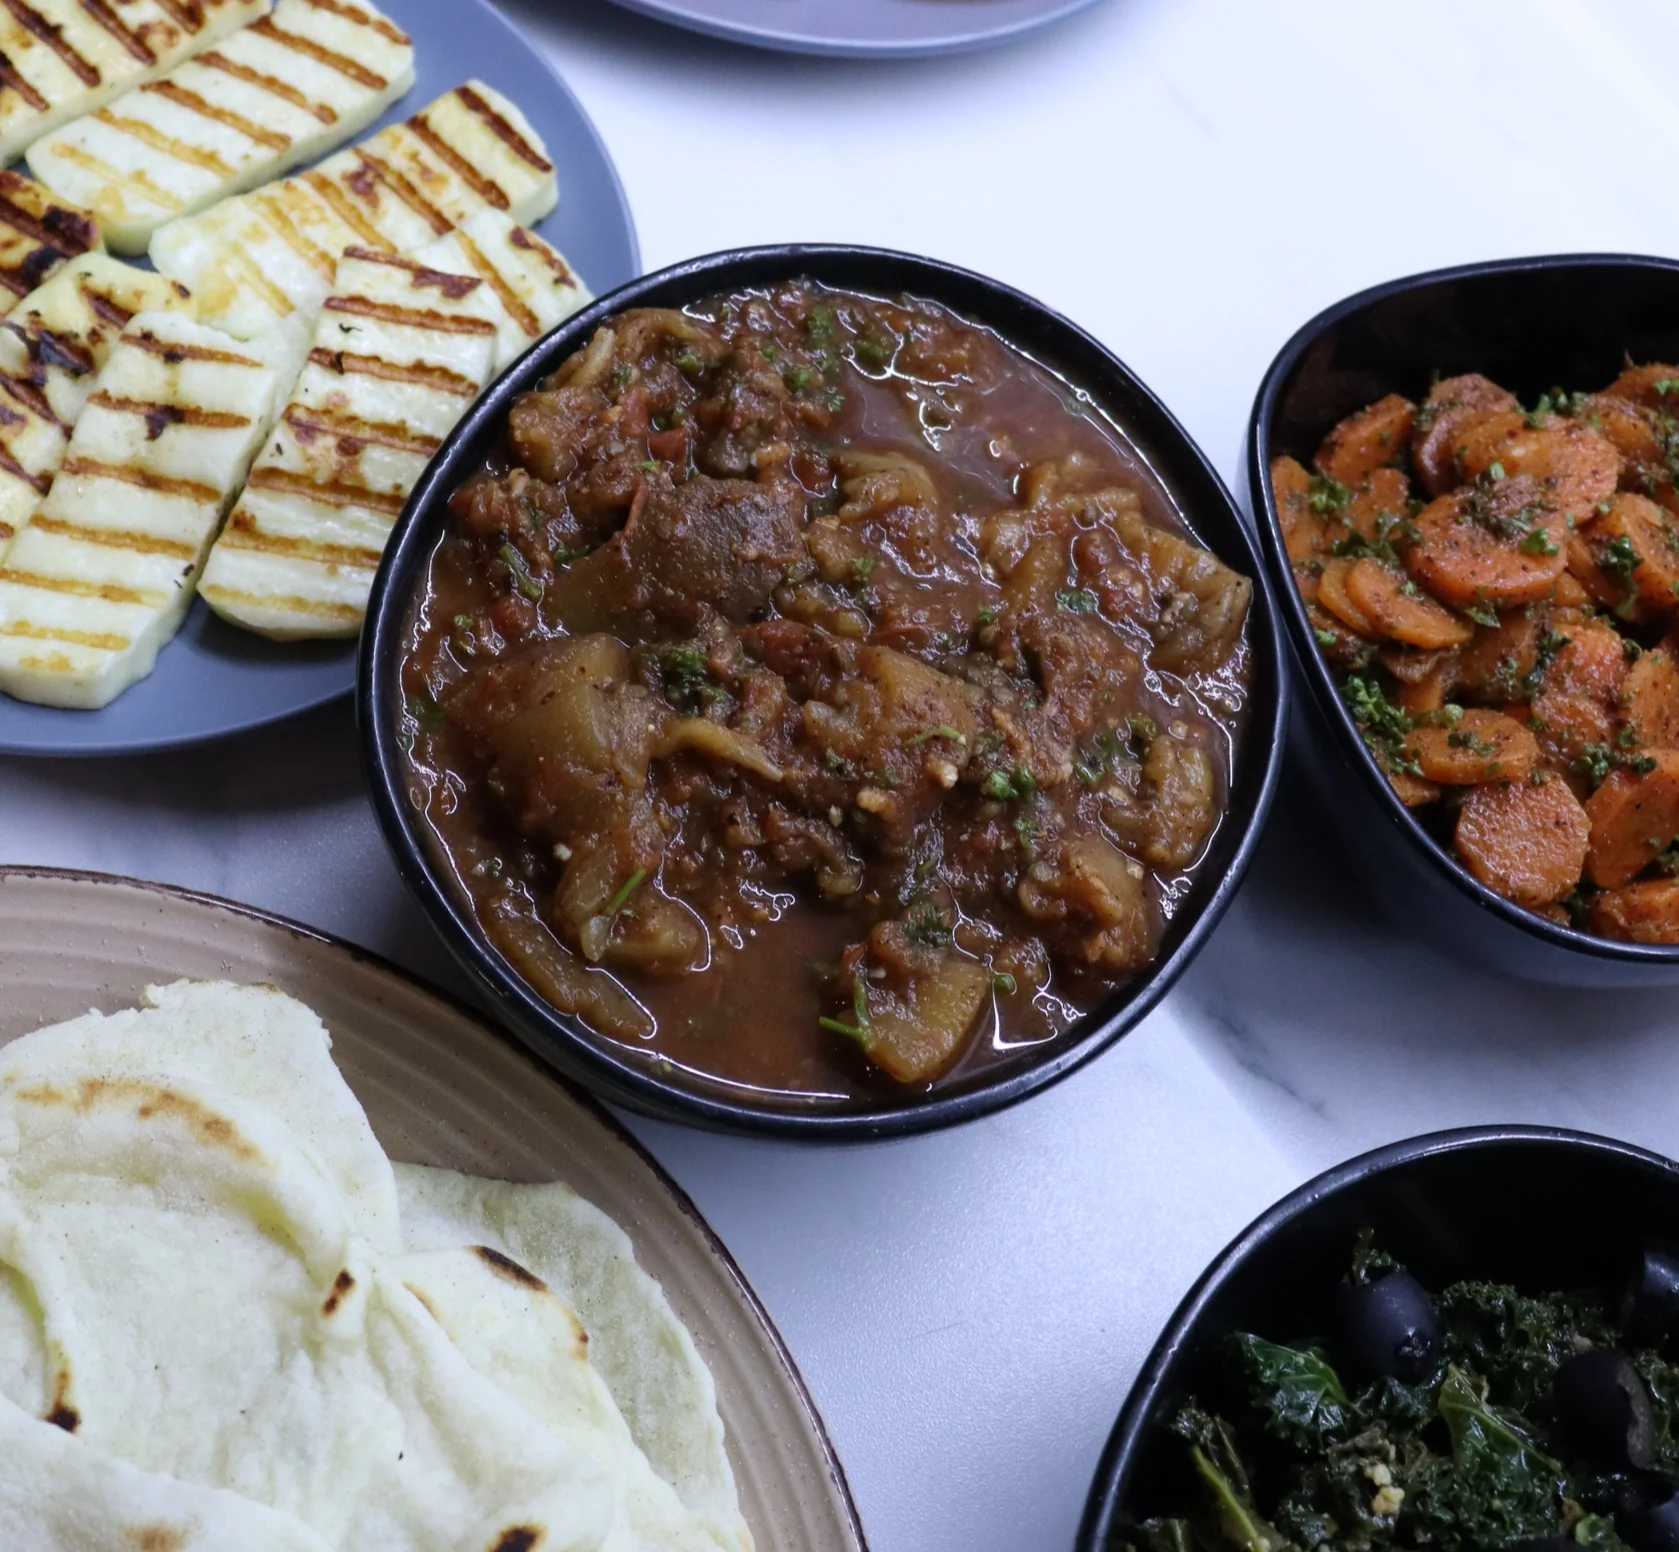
[
  {"left": 1308, "top": 473, "right": 1352, "bottom": 517},
  {"left": 1344, "top": 675, "right": 1423, "bottom": 777},
  {"left": 604, "top": 869, "right": 647, "bottom": 917},
  {"left": 498, "top": 542, "right": 544, "bottom": 602},
  {"left": 1055, "top": 586, "right": 1100, "bottom": 615},
  {"left": 982, "top": 766, "right": 1038, "bottom": 802}
]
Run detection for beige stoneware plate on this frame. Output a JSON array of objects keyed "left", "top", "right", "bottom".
[{"left": 0, "top": 866, "right": 866, "bottom": 1552}]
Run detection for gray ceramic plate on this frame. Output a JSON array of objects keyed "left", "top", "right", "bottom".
[
  {"left": 603, "top": 0, "right": 1107, "bottom": 57},
  {"left": 0, "top": 0, "right": 638, "bottom": 758},
  {"left": 0, "top": 867, "right": 867, "bottom": 1551}
]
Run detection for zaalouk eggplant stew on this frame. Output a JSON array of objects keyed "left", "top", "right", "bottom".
[{"left": 401, "top": 281, "right": 1251, "bottom": 1101}]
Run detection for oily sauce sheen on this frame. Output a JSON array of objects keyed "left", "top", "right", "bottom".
[{"left": 402, "top": 281, "right": 1251, "bottom": 1104}]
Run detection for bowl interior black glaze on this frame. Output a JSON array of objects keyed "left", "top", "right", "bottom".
[
  {"left": 1078, "top": 1128, "right": 1679, "bottom": 1552},
  {"left": 1249, "top": 255, "right": 1679, "bottom": 975},
  {"left": 361, "top": 244, "right": 1288, "bottom": 1139}
]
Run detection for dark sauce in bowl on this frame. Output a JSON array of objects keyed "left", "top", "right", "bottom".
[{"left": 400, "top": 281, "right": 1251, "bottom": 1103}]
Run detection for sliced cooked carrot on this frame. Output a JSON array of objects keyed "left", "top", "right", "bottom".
[
  {"left": 1564, "top": 530, "right": 1624, "bottom": 613},
  {"left": 1344, "top": 557, "right": 1473, "bottom": 649},
  {"left": 1585, "top": 750, "right": 1679, "bottom": 887},
  {"left": 1414, "top": 374, "right": 1519, "bottom": 495},
  {"left": 1620, "top": 644, "right": 1679, "bottom": 750},
  {"left": 1552, "top": 571, "right": 1592, "bottom": 608},
  {"left": 1305, "top": 603, "right": 1377, "bottom": 671},
  {"left": 1589, "top": 492, "right": 1679, "bottom": 618},
  {"left": 1576, "top": 393, "right": 1665, "bottom": 469},
  {"left": 1388, "top": 769, "right": 1441, "bottom": 807},
  {"left": 1271, "top": 455, "right": 1324, "bottom": 563},
  {"left": 1541, "top": 613, "right": 1629, "bottom": 702},
  {"left": 1603, "top": 362, "right": 1679, "bottom": 410},
  {"left": 1455, "top": 772, "right": 1590, "bottom": 906},
  {"left": 1395, "top": 658, "right": 1458, "bottom": 716},
  {"left": 1293, "top": 559, "right": 1320, "bottom": 603},
  {"left": 1457, "top": 610, "right": 1540, "bottom": 701},
  {"left": 1405, "top": 483, "right": 1568, "bottom": 609},
  {"left": 1316, "top": 557, "right": 1378, "bottom": 635},
  {"left": 1344, "top": 466, "right": 1412, "bottom": 543},
  {"left": 1531, "top": 687, "right": 1615, "bottom": 789},
  {"left": 1404, "top": 709, "right": 1537, "bottom": 784},
  {"left": 1456, "top": 413, "right": 1621, "bottom": 527},
  {"left": 1316, "top": 394, "right": 1416, "bottom": 487},
  {"left": 1590, "top": 877, "right": 1679, "bottom": 943}
]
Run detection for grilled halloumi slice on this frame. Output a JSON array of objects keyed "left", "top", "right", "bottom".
[
  {"left": 150, "top": 79, "right": 558, "bottom": 338},
  {"left": 414, "top": 208, "right": 590, "bottom": 371},
  {"left": 28, "top": 0, "right": 416, "bottom": 255},
  {"left": 0, "top": 0, "right": 271, "bottom": 166},
  {"left": 0, "top": 252, "right": 196, "bottom": 428},
  {"left": 0, "top": 169, "right": 102, "bottom": 306},
  {"left": 0, "top": 373, "right": 68, "bottom": 549},
  {"left": 0, "top": 310, "right": 284, "bottom": 708},
  {"left": 199, "top": 247, "right": 496, "bottom": 639}
]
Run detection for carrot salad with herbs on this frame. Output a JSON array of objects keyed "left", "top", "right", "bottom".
[{"left": 1273, "top": 363, "right": 1679, "bottom": 943}]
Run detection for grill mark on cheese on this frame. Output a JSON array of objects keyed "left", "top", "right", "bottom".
[
  {"left": 151, "top": 0, "right": 213, "bottom": 34},
  {"left": 253, "top": 186, "right": 344, "bottom": 276},
  {"left": 283, "top": 401, "right": 439, "bottom": 454},
  {"left": 508, "top": 223, "right": 577, "bottom": 285},
  {"left": 122, "top": 331, "right": 260, "bottom": 367},
  {"left": 94, "top": 109, "right": 238, "bottom": 177},
  {"left": 143, "top": 79, "right": 291, "bottom": 152},
  {"left": 51, "top": 142, "right": 185, "bottom": 212},
  {"left": 78, "top": 280, "right": 137, "bottom": 332},
  {"left": 223, "top": 509, "right": 385, "bottom": 565},
  {"left": 0, "top": 175, "right": 98, "bottom": 295},
  {"left": 0, "top": 442, "right": 52, "bottom": 494},
  {"left": 0, "top": 373, "right": 64, "bottom": 429},
  {"left": 244, "top": 465, "right": 406, "bottom": 514},
  {"left": 295, "top": 0, "right": 410, "bottom": 47},
  {"left": 0, "top": 566, "right": 155, "bottom": 604},
  {"left": 0, "top": 54, "right": 49, "bottom": 111},
  {"left": 301, "top": 170, "right": 390, "bottom": 251},
  {"left": 196, "top": 48, "right": 336, "bottom": 124},
  {"left": 87, "top": 391, "right": 254, "bottom": 432},
  {"left": 0, "top": 0, "right": 101, "bottom": 87},
  {"left": 308, "top": 345, "right": 477, "bottom": 396},
  {"left": 249, "top": 14, "right": 388, "bottom": 89},
  {"left": 59, "top": 455, "right": 220, "bottom": 504},
  {"left": 30, "top": 512, "right": 197, "bottom": 559},
  {"left": 404, "top": 113, "right": 508, "bottom": 211},
  {"left": 324, "top": 293, "right": 495, "bottom": 335},
  {"left": 347, "top": 148, "right": 450, "bottom": 235},
  {"left": 198, "top": 580, "right": 361, "bottom": 621},
  {"left": 7, "top": 319, "right": 96, "bottom": 377},
  {"left": 453, "top": 229, "right": 538, "bottom": 338},
  {"left": 455, "top": 84, "right": 551, "bottom": 173},
  {"left": 80, "top": 0, "right": 158, "bottom": 65},
  {"left": 0, "top": 616, "right": 129, "bottom": 650},
  {"left": 344, "top": 243, "right": 477, "bottom": 298}
]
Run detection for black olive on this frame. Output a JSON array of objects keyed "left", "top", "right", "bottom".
[
  {"left": 1622, "top": 1241, "right": 1679, "bottom": 1348},
  {"left": 1617, "top": 1475, "right": 1679, "bottom": 1552},
  {"left": 1335, "top": 1268, "right": 1439, "bottom": 1384},
  {"left": 1553, "top": 1350, "right": 1656, "bottom": 1469}
]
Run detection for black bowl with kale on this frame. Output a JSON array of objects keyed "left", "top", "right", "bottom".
[
  {"left": 1078, "top": 1126, "right": 1679, "bottom": 1552},
  {"left": 360, "top": 244, "right": 1289, "bottom": 1139},
  {"left": 1247, "top": 254, "right": 1679, "bottom": 987}
]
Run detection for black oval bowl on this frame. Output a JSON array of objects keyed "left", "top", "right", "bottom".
[
  {"left": 360, "top": 243, "right": 1288, "bottom": 1140},
  {"left": 1078, "top": 1125, "right": 1679, "bottom": 1552},
  {"left": 1248, "top": 254, "right": 1679, "bottom": 987}
]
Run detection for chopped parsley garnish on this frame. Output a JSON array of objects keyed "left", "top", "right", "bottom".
[
  {"left": 905, "top": 904, "right": 953, "bottom": 947},
  {"left": 650, "top": 642, "right": 725, "bottom": 711},
  {"left": 1465, "top": 603, "right": 1500, "bottom": 628},
  {"left": 1518, "top": 528, "right": 1560, "bottom": 555},
  {"left": 1656, "top": 838, "right": 1679, "bottom": 876},
  {"left": 498, "top": 542, "right": 544, "bottom": 602},
  {"left": 818, "top": 977, "right": 873, "bottom": 1043},
  {"left": 673, "top": 349, "right": 705, "bottom": 375},
  {"left": 982, "top": 766, "right": 1037, "bottom": 801},
  {"left": 1573, "top": 742, "right": 1658, "bottom": 789},
  {"left": 610, "top": 362, "right": 632, "bottom": 389},
  {"left": 906, "top": 723, "right": 964, "bottom": 746},
  {"left": 1601, "top": 532, "right": 1643, "bottom": 614},
  {"left": 1307, "top": 473, "right": 1351, "bottom": 515},
  {"left": 1626, "top": 638, "right": 1645, "bottom": 662},
  {"left": 854, "top": 336, "right": 895, "bottom": 367},
  {"left": 850, "top": 555, "right": 875, "bottom": 584},
  {"left": 783, "top": 365, "right": 814, "bottom": 393},
  {"left": 1313, "top": 627, "right": 1338, "bottom": 647},
  {"left": 1055, "top": 587, "right": 1099, "bottom": 615},
  {"left": 806, "top": 306, "right": 834, "bottom": 341},
  {"left": 823, "top": 748, "right": 854, "bottom": 779},
  {"left": 1331, "top": 509, "right": 1420, "bottom": 566},
  {"left": 759, "top": 343, "right": 778, "bottom": 364},
  {"left": 1655, "top": 378, "right": 1679, "bottom": 397},
  {"left": 992, "top": 971, "right": 1016, "bottom": 995},
  {"left": 976, "top": 606, "right": 999, "bottom": 629},
  {"left": 1343, "top": 675, "right": 1422, "bottom": 777},
  {"left": 1447, "top": 727, "right": 1497, "bottom": 757}
]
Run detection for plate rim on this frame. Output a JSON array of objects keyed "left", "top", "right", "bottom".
[
  {"left": 0, "top": 0, "right": 641, "bottom": 760},
  {"left": 601, "top": 0, "right": 1108, "bottom": 57},
  {"left": 0, "top": 861, "right": 868, "bottom": 1551}
]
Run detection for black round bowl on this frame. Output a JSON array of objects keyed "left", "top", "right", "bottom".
[
  {"left": 1248, "top": 254, "right": 1679, "bottom": 987},
  {"left": 360, "top": 243, "right": 1288, "bottom": 1139},
  {"left": 1077, "top": 1125, "right": 1679, "bottom": 1552}
]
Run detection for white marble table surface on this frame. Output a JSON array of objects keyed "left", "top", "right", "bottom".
[{"left": 5, "top": 0, "right": 1679, "bottom": 1546}]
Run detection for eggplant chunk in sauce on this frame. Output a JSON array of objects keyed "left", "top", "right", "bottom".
[{"left": 402, "top": 281, "right": 1251, "bottom": 1100}]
